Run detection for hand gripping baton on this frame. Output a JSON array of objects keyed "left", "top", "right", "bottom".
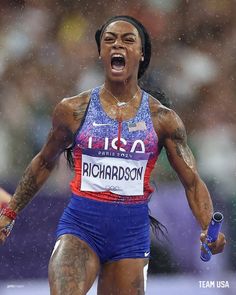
[{"left": 200, "top": 212, "right": 224, "bottom": 262}]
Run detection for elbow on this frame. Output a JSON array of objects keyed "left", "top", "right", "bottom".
[{"left": 34, "top": 152, "right": 57, "bottom": 172}]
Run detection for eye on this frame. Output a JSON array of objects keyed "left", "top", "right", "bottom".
[
  {"left": 104, "top": 36, "right": 115, "bottom": 42},
  {"left": 124, "top": 37, "right": 135, "bottom": 43}
]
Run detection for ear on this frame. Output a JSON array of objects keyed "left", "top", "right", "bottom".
[{"left": 140, "top": 50, "right": 144, "bottom": 61}]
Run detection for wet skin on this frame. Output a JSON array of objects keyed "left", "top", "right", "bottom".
[{"left": 0, "top": 20, "right": 226, "bottom": 294}]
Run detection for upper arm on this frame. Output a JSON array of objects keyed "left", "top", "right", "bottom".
[
  {"left": 160, "top": 109, "right": 199, "bottom": 188},
  {"left": 37, "top": 90, "right": 91, "bottom": 168},
  {"left": 37, "top": 99, "right": 75, "bottom": 168}
]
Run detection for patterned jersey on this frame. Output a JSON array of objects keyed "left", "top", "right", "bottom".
[{"left": 70, "top": 86, "right": 159, "bottom": 203}]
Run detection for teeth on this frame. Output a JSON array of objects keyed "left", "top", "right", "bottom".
[{"left": 112, "top": 54, "right": 124, "bottom": 58}]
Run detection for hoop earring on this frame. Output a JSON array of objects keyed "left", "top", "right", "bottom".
[{"left": 141, "top": 56, "right": 144, "bottom": 61}]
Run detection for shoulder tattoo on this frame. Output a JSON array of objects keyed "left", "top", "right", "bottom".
[{"left": 72, "top": 101, "right": 89, "bottom": 122}]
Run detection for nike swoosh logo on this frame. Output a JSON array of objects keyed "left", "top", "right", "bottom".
[
  {"left": 92, "top": 122, "right": 111, "bottom": 127},
  {"left": 144, "top": 252, "right": 150, "bottom": 257}
]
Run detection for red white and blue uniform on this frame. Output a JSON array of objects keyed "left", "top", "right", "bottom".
[{"left": 56, "top": 86, "right": 159, "bottom": 263}]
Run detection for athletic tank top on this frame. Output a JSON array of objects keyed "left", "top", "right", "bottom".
[{"left": 70, "top": 86, "right": 159, "bottom": 203}]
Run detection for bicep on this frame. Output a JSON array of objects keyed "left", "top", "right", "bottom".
[
  {"left": 39, "top": 126, "right": 73, "bottom": 165},
  {"left": 164, "top": 120, "right": 198, "bottom": 188},
  {"left": 37, "top": 102, "right": 74, "bottom": 167}
]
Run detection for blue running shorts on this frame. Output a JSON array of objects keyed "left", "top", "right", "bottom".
[{"left": 56, "top": 194, "right": 150, "bottom": 264}]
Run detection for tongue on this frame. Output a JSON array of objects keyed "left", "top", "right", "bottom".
[
  {"left": 112, "top": 63, "right": 125, "bottom": 71},
  {"left": 111, "top": 59, "right": 125, "bottom": 71}
]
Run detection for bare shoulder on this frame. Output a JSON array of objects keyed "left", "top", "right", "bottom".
[
  {"left": 55, "top": 89, "right": 91, "bottom": 118},
  {"left": 149, "top": 94, "right": 186, "bottom": 141},
  {"left": 53, "top": 89, "right": 92, "bottom": 133},
  {"left": 149, "top": 94, "right": 171, "bottom": 117}
]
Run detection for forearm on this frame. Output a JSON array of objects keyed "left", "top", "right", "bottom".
[
  {"left": 8, "top": 153, "right": 55, "bottom": 214},
  {"left": 185, "top": 175, "right": 213, "bottom": 231}
]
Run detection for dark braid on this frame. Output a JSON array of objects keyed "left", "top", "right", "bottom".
[
  {"left": 139, "top": 78, "right": 172, "bottom": 108},
  {"left": 64, "top": 145, "right": 75, "bottom": 170},
  {"left": 149, "top": 213, "right": 168, "bottom": 241}
]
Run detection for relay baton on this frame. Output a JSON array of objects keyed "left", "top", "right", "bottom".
[{"left": 200, "top": 212, "right": 224, "bottom": 262}]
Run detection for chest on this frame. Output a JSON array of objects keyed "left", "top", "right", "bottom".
[
  {"left": 74, "top": 89, "right": 158, "bottom": 155},
  {"left": 79, "top": 120, "right": 155, "bottom": 152}
]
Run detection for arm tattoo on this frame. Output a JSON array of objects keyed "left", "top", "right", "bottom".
[
  {"left": 73, "top": 102, "right": 89, "bottom": 121},
  {"left": 157, "top": 107, "right": 170, "bottom": 117},
  {"left": 12, "top": 165, "right": 38, "bottom": 212},
  {"left": 203, "top": 202, "right": 210, "bottom": 211},
  {"left": 151, "top": 106, "right": 169, "bottom": 118},
  {"left": 171, "top": 127, "right": 195, "bottom": 169}
]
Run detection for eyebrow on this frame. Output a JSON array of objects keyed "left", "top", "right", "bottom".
[{"left": 104, "top": 32, "right": 137, "bottom": 38}]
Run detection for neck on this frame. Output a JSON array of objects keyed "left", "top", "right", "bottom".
[{"left": 103, "top": 79, "right": 139, "bottom": 102}]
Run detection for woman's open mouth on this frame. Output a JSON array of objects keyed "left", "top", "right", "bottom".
[{"left": 111, "top": 54, "right": 126, "bottom": 72}]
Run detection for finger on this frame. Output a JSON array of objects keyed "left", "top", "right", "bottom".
[
  {"left": 201, "top": 242, "right": 212, "bottom": 256},
  {"left": 2, "top": 228, "right": 10, "bottom": 237},
  {"left": 218, "top": 234, "right": 226, "bottom": 245},
  {"left": 211, "top": 239, "right": 227, "bottom": 255},
  {"left": 211, "top": 243, "right": 225, "bottom": 254},
  {"left": 207, "top": 242, "right": 215, "bottom": 248},
  {"left": 219, "top": 232, "right": 226, "bottom": 240},
  {"left": 0, "top": 227, "right": 12, "bottom": 240},
  {"left": 0, "top": 219, "right": 15, "bottom": 246},
  {"left": 212, "top": 247, "right": 224, "bottom": 254},
  {"left": 0, "top": 232, "right": 7, "bottom": 245},
  {"left": 201, "top": 244, "right": 207, "bottom": 252},
  {"left": 210, "top": 235, "right": 227, "bottom": 248},
  {"left": 200, "top": 233, "right": 207, "bottom": 243}
]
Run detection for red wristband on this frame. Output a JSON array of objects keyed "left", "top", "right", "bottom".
[{"left": 1, "top": 207, "right": 17, "bottom": 220}]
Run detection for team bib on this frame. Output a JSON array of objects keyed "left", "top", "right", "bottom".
[{"left": 81, "top": 149, "right": 149, "bottom": 196}]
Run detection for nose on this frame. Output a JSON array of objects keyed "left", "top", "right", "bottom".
[{"left": 112, "top": 38, "right": 124, "bottom": 49}]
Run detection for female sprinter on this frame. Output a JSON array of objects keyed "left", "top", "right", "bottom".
[{"left": 0, "top": 16, "right": 226, "bottom": 295}]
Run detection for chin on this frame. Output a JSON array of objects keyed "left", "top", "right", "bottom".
[
  {"left": 107, "top": 69, "right": 135, "bottom": 83},
  {"left": 107, "top": 71, "right": 128, "bottom": 82}
]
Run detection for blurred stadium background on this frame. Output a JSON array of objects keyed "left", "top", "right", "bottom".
[{"left": 0, "top": 0, "right": 236, "bottom": 294}]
